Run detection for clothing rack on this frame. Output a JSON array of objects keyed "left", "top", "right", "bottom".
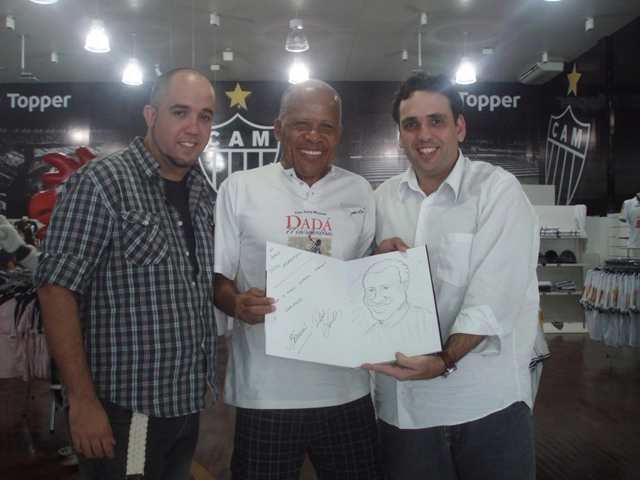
[
  {"left": 581, "top": 260, "right": 640, "bottom": 348},
  {"left": 604, "top": 258, "right": 640, "bottom": 269}
]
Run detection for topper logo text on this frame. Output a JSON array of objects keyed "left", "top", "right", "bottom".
[{"left": 6, "top": 93, "right": 72, "bottom": 112}]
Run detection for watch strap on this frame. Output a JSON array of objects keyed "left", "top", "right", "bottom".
[{"left": 435, "top": 350, "right": 456, "bottom": 374}]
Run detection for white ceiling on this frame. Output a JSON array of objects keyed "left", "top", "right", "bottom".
[{"left": 1, "top": 0, "right": 639, "bottom": 85}]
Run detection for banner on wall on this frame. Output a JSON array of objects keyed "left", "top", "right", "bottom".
[{"left": 1, "top": 80, "right": 542, "bottom": 218}]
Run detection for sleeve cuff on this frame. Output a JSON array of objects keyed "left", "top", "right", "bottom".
[
  {"left": 34, "top": 253, "right": 93, "bottom": 293},
  {"left": 450, "top": 305, "right": 503, "bottom": 355}
]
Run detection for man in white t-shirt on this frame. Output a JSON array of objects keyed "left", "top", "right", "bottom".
[
  {"left": 213, "top": 80, "right": 382, "bottom": 479},
  {"left": 619, "top": 194, "right": 640, "bottom": 248},
  {"left": 363, "top": 72, "right": 540, "bottom": 480}
]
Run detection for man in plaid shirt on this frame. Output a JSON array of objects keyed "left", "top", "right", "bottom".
[{"left": 35, "top": 68, "right": 217, "bottom": 480}]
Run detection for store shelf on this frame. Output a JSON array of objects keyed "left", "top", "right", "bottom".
[
  {"left": 537, "top": 263, "right": 588, "bottom": 268},
  {"left": 539, "top": 291, "right": 581, "bottom": 296}
]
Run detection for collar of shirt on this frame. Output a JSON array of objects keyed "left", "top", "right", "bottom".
[
  {"left": 278, "top": 162, "right": 336, "bottom": 189},
  {"left": 130, "top": 136, "right": 209, "bottom": 195},
  {"left": 397, "top": 149, "right": 465, "bottom": 203}
]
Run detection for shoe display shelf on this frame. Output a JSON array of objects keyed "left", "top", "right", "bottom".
[{"left": 534, "top": 206, "right": 590, "bottom": 334}]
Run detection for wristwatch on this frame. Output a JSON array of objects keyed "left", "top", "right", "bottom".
[{"left": 434, "top": 351, "right": 457, "bottom": 378}]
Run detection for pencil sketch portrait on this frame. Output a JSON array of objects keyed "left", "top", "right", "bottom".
[{"left": 353, "top": 258, "right": 435, "bottom": 358}]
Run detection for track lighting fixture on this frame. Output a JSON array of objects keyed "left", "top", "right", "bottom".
[
  {"left": 85, "top": 19, "right": 110, "bottom": 53},
  {"left": 285, "top": 19, "right": 309, "bottom": 53},
  {"left": 122, "top": 34, "right": 142, "bottom": 85},
  {"left": 288, "top": 57, "right": 309, "bottom": 84},
  {"left": 455, "top": 33, "right": 476, "bottom": 84}
]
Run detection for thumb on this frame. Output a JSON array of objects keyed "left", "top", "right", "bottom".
[{"left": 395, "top": 352, "right": 410, "bottom": 365}]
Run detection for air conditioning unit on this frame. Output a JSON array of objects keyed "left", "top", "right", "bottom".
[{"left": 517, "top": 61, "right": 564, "bottom": 85}]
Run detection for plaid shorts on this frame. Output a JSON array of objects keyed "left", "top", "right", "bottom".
[{"left": 231, "top": 394, "right": 383, "bottom": 480}]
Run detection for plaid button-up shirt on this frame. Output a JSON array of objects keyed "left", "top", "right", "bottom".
[{"left": 35, "top": 138, "right": 217, "bottom": 417}]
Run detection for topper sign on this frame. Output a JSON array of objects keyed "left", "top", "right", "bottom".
[
  {"left": 459, "top": 92, "right": 521, "bottom": 112},
  {"left": 6, "top": 93, "right": 72, "bottom": 112}
]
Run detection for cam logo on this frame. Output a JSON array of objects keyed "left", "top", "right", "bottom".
[
  {"left": 198, "top": 113, "right": 281, "bottom": 192},
  {"left": 545, "top": 106, "right": 591, "bottom": 205}
]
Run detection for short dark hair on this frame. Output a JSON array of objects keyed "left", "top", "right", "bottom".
[
  {"left": 149, "top": 68, "right": 203, "bottom": 109},
  {"left": 391, "top": 72, "right": 463, "bottom": 125}
]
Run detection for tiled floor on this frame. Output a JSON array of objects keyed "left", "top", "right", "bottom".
[{"left": 1, "top": 333, "right": 639, "bottom": 480}]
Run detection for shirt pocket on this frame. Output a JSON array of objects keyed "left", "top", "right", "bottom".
[
  {"left": 121, "top": 210, "right": 170, "bottom": 265},
  {"left": 436, "top": 232, "right": 474, "bottom": 288}
]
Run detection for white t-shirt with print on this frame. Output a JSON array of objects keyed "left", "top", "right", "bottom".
[{"left": 215, "top": 162, "right": 375, "bottom": 409}]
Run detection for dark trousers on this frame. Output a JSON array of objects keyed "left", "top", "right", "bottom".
[
  {"left": 74, "top": 399, "right": 200, "bottom": 480},
  {"left": 379, "top": 401, "right": 536, "bottom": 480},
  {"left": 231, "top": 394, "right": 383, "bottom": 480}
]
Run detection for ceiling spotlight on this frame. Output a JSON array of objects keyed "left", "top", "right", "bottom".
[
  {"left": 122, "top": 34, "right": 142, "bottom": 85},
  {"left": 420, "top": 12, "right": 427, "bottom": 27},
  {"left": 210, "top": 12, "right": 220, "bottom": 27},
  {"left": 5, "top": 15, "right": 15, "bottom": 30},
  {"left": 456, "top": 57, "right": 476, "bottom": 84},
  {"left": 123, "top": 59, "right": 142, "bottom": 85},
  {"left": 285, "top": 19, "right": 309, "bottom": 53},
  {"left": 288, "top": 57, "right": 309, "bottom": 84},
  {"left": 50, "top": 51, "right": 58, "bottom": 63},
  {"left": 85, "top": 19, "right": 110, "bottom": 53},
  {"left": 223, "top": 49, "right": 234, "bottom": 61},
  {"left": 455, "top": 33, "right": 476, "bottom": 84},
  {"left": 30, "top": 0, "right": 58, "bottom": 3},
  {"left": 585, "top": 17, "right": 594, "bottom": 31},
  {"left": 402, "top": 49, "right": 408, "bottom": 61}
]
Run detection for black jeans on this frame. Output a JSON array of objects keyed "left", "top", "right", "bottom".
[{"left": 74, "top": 399, "right": 200, "bottom": 480}]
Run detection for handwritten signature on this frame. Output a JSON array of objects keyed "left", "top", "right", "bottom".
[
  {"left": 312, "top": 309, "right": 343, "bottom": 338},
  {"left": 287, "top": 324, "right": 308, "bottom": 352},
  {"left": 283, "top": 252, "right": 302, "bottom": 269}
]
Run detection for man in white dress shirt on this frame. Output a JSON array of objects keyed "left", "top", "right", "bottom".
[{"left": 364, "top": 72, "right": 540, "bottom": 480}]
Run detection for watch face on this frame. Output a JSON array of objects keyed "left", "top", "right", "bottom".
[{"left": 441, "top": 365, "right": 457, "bottom": 378}]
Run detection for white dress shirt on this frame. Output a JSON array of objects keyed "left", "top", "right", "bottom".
[{"left": 372, "top": 151, "right": 541, "bottom": 428}]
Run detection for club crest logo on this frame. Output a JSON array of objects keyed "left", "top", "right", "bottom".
[
  {"left": 545, "top": 106, "right": 591, "bottom": 205},
  {"left": 199, "top": 113, "right": 281, "bottom": 192}
]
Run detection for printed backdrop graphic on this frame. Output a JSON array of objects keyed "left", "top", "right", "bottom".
[
  {"left": 545, "top": 106, "right": 592, "bottom": 205},
  {"left": 199, "top": 113, "right": 280, "bottom": 192},
  {"left": 1, "top": 80, "right": 544, "bottom": 219}
]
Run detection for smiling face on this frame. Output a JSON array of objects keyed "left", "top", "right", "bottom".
[
  {"left": 363, "top": 267, "right": 409, "bottom": 322},
  {"left": 275, "top": 88, "right": 343, "bottom": 186},
  {"left": 143, "top": 70, "right": 215, "bottom": 180},
  {"left": 398, "top": 90, "right": 466, "bottom": 195}
]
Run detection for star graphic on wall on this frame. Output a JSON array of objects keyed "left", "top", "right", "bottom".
[
  {"left": 225, "top": 83, "right": 252, "bottom": 110},
  {"left": 567, "top": 64, "right": 582, "bottom": 97}
]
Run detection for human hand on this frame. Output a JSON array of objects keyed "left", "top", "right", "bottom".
[
  {"left": 373, "top": 237, "right": 409, "bottom": 255},
  {"left": 235, "top": 287, "right": 276, "bottom": 325},
  {"left": 68, "top": 397, "right": 115, "bottom": 459},
  {"left": 362, "top": 352, "right": 445, "bottom": 381}
]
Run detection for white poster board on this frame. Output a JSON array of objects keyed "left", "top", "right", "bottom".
[{"left": 265, "top": 242, "right": 442, "bottom": 367}]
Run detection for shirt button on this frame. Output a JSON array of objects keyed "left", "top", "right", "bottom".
[
  {"left": 191, "top": 281, "right": 196, "bottom": 287},
  {"left": 186, "top": 251, "right": 190, "bottom": 257},
  {"left": 142, "top": 220, "right": 149, "bottom": 226},
  {"left": 178, "top": 220, "right": 183, "bottom": 226}
]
